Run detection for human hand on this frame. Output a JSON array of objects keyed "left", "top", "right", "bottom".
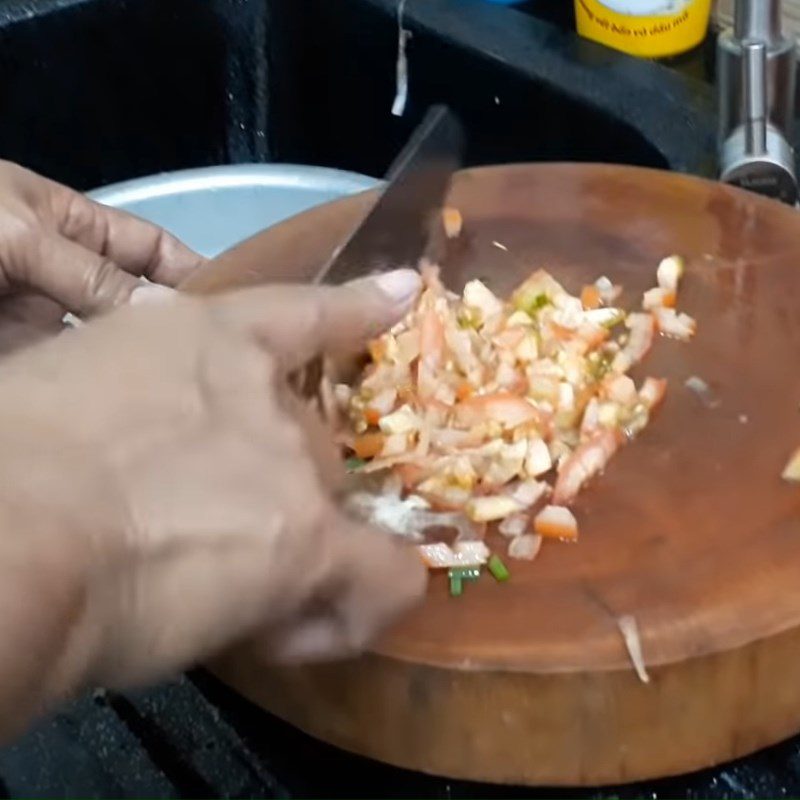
[
  {"left": 0, "top": 269, "right": 426, "bottom": 735},
  {"left": 0, "top": 160, "right": 204, "bottom": 354}
]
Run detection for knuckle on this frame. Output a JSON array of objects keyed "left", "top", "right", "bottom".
[
  {"left": 85, "top": 256, "right": 126, "bottom": 304},
  {"left": 0, "top": 214, "right": 40, "bottom": 281},
  {"left": 61, "top": 192, "right": 96, "bottom": 240}
]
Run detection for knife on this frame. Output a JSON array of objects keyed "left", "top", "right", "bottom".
[
  {"left": 316, "top": 104, "right": 465, "bottom": 286},
  {"left": 294, "top": 105, "right": 464, "bottom": 398}
]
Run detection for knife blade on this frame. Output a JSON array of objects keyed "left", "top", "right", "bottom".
[
  {"left": 316, "top": 104, "right": 465, "bottom": 286},
  {"left": 293, "top": 106, "right": 464, "bottom": 399}
]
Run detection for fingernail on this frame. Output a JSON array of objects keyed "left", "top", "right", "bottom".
[
  {"left": 372, "top": 269, "right": 422, "bottom": 307},
  {"left": 129, "top": 284, "right": 177, "bottom": 306}
]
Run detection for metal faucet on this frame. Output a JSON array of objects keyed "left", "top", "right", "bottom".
[{"left": 718, "top": 0, "right": 798, "bottom": 205}]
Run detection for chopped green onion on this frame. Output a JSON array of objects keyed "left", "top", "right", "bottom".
[
  {"left": 449, "top": 566, "right": 481, "bottom": 583},
  {"left": 532, "top": 293, "right": 550, "bottom": 310},
  {"left": 449, "top": 570, "right": 463, "bottom": 597},
  {"left": 488, "top": 554, "right": 510, "bottom": 582},
  {"left": 345, "top": 457, "right": 367, "bottom": 472},
  {"left": 514, "top": 291, "right": 550, "bottom": 316}
]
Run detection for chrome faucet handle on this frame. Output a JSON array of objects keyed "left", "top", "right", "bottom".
[
  {"left": 742, "top": 40, "right": 767, "bottom": 156},
  {"left": 718, "top": 0, "right": 798, "bottom": 205}
]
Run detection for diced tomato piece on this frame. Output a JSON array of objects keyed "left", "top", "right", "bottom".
[
  {"left": 493, "top": 328, "right": 526, "bottom": 350},
  {"left": 456, "top": 381, "right": 474, "bottom": 401},
  {"left": 455, "top": 392, "right": 543, "bottom": 430},
  {"left": 553, "top": 430, "right": 620, "bottom": 505},
  {"left": 352, "top": 432, "right": 385, "bottom": 459},
  {"left": 368, "top": 338, "right": 386, "bottom": 363},
  {"left": 534, "top": 505, "right": 578, "bottom": 540},
  {"left": 581, "top": 284, "right": 602, "bottom": 310}
]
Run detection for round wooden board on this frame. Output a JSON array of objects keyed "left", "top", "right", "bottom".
[{"left": 182, "top": 164, "right": 800, "bottom": 786}]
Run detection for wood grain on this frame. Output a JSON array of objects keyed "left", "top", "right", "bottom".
[{"left": 183, "top": 164, "right": 800, "bottom": 785}]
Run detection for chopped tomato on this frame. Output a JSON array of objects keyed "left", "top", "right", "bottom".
[
  {"left": 581, "top": 284, "right": 602, "bottom": 310},
  {"left": 455, "top": 392, "right": 543, "bottom": 430},
  {"left": 534, "top": 505, "right": 578, "bottom": 540},
  {"left": 352, "top": 432, "right": 386, "bottom": 459},
  {"left": 456, "top": 381, "right": 474, "bottom": 401},
  {"left": 338, "top": 256, "right": 695, "bottom": 574},
  {"left": 553, "top": 430, "right": 620, "bottom": 505},
  {"left": 368, "top": 339, "right": 386, "bottom": 363}
]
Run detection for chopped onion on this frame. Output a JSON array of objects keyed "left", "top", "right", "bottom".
[
  {"left": 463, "top": 279, "right": 504, "bottom": 321},
  {"left": 381, "top": 432, "right": 410, "bottom": 457},
  {"left": 684, "top": 375, "right": 719, "bottom": 409},
  {"left": 453, "top": 540, "right": 491, "bottom": 564},
  {"left": 466, "top": 495, "right": 522, "bottom": 522},
  {"left": 656, "top": 255, "right": 684, "bottom": 293},
  {"left": 417, "top": 542, "right": 455, "bottom": 569},
  {"left": 379, "top": 404, "right": 420, "bottom": 434},
  {"left": 417, "top": 540, "right": 491, "bottom": 569},
  {"left": 508, "top": 533, "right": 542, "bottom": 561},
  {"left": 534, "top": 504, "right": 579, "bottom": 540},
  {"left": 507, "top": 479, "right": 548, "bottom": 508},
  {"left": 639, "top": 377, "right": 667, "bottom": 411},
  {"left": 336, "top": 257, "right": 696, "bottom": 583},
  {"left": 594, "top": 275, "right": 621, "bottom": 304},
  {"left": 396, "top": 329, "right": 421, "bottom": 364},
  {"left": 617, "top": 614, "right": 650, "bottom": 684},
  {"left": 642, "top": 286, "right": 675, "bottom": 311},
  {"left": 525, "top": 437, "right": 553, "bottom": 477},
  {"left": 654, "top": 308, "right": 696, "bottom": 341},
  {"left": 370, "top": 387, "right": 398, "bottom": 416},
  {"left": 499, "top": 513, "right": 529, "bottom": 538},
  {"left": 782, "top": 447, "right": 800, "bottom": 482},
  {"left": 604, "top": 374, "right": 638, "bottom": 407},
  {"left": 347, "top": 491, "right": 479, "bottom": 541},
  {"left": 584, "top": 307, "right": 625, "bottom": 328},
  {"left": 507, "top": 310, "right": 533, "bottom": 328}
]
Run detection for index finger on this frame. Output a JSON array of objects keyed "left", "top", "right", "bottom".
[{"left": 57, "top": 190, "right": 206, "bottom": 286}]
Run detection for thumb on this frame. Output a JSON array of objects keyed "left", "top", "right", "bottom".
[
  {"left": 215, "top": 268, "right": 423, "bottom": 370},
  {"left": 22, "top": 234, "right": 143, "bottom": 316}
]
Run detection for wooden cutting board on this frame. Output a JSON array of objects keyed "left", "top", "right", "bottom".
[{"left": 181, "top": 164, "right": 800, "bottom": 786}]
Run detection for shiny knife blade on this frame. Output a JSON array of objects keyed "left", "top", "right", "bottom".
[{"left": 316, "top": 104, "right": 465, "bottom": 286}]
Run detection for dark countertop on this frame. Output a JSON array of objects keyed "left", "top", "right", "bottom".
[{"left": 4, "top": 670, "right": 800, "bottom": 799}]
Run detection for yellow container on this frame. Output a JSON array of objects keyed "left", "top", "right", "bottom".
[{"left": 574, "top": 0, "right": 713, "bottom": 59}]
